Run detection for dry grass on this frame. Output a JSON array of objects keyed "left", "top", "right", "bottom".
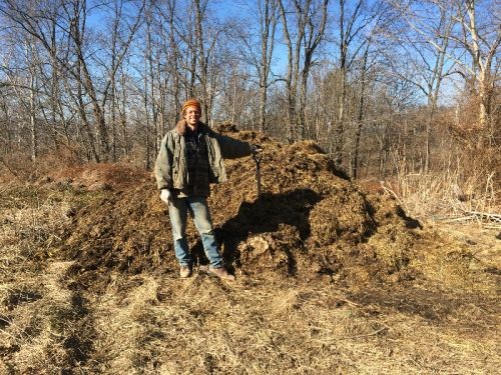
[
  {"left": 383, "top": 168, "right": 500, "bottom": 223},
  {"left": 0, "top": 186, "right": 94, "bottom": 373},
  {"left": 84, "top": 271, "right": 499, "bottom": 374},
  {"left": 0, "top": 157, "right": 499, "bottom": 374},
  {"left": 0, "top": 147, "right": 81, "bottom": 185}
]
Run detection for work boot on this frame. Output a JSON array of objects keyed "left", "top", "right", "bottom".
[
  {"left": 210, "top": 267, "right": 235, "bottom": 281},
  {"left": 179, "top": 265, "right": 192, "bottom": 278}
]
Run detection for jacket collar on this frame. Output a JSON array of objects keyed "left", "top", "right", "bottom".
[{"left": 176, "top": 120, "right": 209, "bottom": 136}]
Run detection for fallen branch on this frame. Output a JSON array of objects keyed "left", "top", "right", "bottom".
[
  {"left": 380, "top": 182, "right": 406, "bottom": 209},
  {"left": 461, "top": 210, "right": 501, "bottom": 223},
  {"left": 442, "top": 215, "right": 476, "bottom": 223},
  {"left": 484, "top": 224, "right": 501, "bottom": 230},
  {"left": 436, "top": 210, "right": 501, "bottom": 228}
]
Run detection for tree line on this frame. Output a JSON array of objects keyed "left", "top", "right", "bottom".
[{"left": 0, "top": 0, "right": 499, "bottom": 183}]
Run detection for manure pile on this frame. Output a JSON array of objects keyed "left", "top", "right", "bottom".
[{"left": 59, "top": 126, "right": 491, "bottom": 293}]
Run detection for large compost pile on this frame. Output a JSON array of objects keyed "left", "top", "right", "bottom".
[{"left": 57, "top": 126, "right": 467, "bottom": 292}]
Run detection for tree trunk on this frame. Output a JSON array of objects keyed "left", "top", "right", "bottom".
[
  {"left": 352, "top": 44, "right": 369, "bottom": 179},
  {"left": 144, "top": 60, "right": 151, "bottom": 170},
  {"left": 120, "top": 71, "right": 128, "bottom": 158},
  {"left": 29, "top": 71, "right": 37, "bottom": 162},
  {"left": 26, "top": 40, "right": 38, "bottom": 162},
  {"left": 277, "top": 0, "right": 297, "bottom": 143},
  {"left": 75, "top": 56, "right": 100, "bottom": 162},
  {"left": 258, "top": 0, "right": 277, "bottom": 132}
]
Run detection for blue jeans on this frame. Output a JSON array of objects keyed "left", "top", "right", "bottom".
[{"left": 168, "top": 196, "right": 223, "bottom": 268}]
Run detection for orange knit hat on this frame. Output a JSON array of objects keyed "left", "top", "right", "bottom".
[{"left": 181, "top": 99, "right": 202, "bottom": 115}]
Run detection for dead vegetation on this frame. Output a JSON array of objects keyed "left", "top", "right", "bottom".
[
  {"left": 0, "top": 186, "right": 95, "bottom": 373},
  {"left": 0, "top": 128, "right": 499, "bottom": 374}
]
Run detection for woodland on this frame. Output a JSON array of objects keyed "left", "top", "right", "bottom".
[{"left": 0, "top": 0, "right": 499, "bottom": 190}]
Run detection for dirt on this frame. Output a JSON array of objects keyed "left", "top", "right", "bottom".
[{"left": 0, "top": 126, "right": 499, "bottom": 374}]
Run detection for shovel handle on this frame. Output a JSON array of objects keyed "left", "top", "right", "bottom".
[{"left": 253, "top": 153, "right": 262, "bottom": 196}]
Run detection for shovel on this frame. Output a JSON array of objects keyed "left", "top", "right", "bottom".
[{"left": 252, "top": 150, "right": 263, "bottom": 196}]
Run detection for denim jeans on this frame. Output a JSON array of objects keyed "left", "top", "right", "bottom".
[{"left": 168, "top": 196, "right": 222, "bottom": 268}]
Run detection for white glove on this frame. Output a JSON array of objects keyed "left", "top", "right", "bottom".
[
  {"left": 251, "top": 144, "right": 263, "bottom": 154},
  {"left": 160, "top": 189, "right": 172, "bottom": 204}
]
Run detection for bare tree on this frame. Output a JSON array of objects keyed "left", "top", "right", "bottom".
[
  {"left": 387, "top": 0, "right": 456, "bottom": 172},
  {"left": 257, "top": 0, "right": 279, "bottom": 131},
  {"left": 352, "top": 42, "right": 369, "bottom": 178},
  {"left": 333, "top": 0, "right": 379, "bottom": 166},
  {"left": 1, "top": 26, "right": 43, "bottom": 162},
  {"left": 277, "top": 0, "right": 330, "bottom": 142},
  {"left": 26, "top": 39, "right": 38, "bottom": 162},
  {"left": 0, "top": 0, "right": 145, "bottom": 161},
  {"left": 452, "top": 0, "right": 500, "bottom": 140}
]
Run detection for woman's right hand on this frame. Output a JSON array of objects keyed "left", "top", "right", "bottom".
[{"left": 160, "top": 189, "right": 172, "bottom": 204}]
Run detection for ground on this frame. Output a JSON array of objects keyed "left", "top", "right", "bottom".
[{"left": 0, "top": 128, "right": 499, "bottom": 374}]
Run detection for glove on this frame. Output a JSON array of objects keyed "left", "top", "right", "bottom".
[
  {"left": 251, "top": 144, "right": 263, "bottom": 154},
  {"left": 160, "top": 189, "right": 172, "bottom": 204}
]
